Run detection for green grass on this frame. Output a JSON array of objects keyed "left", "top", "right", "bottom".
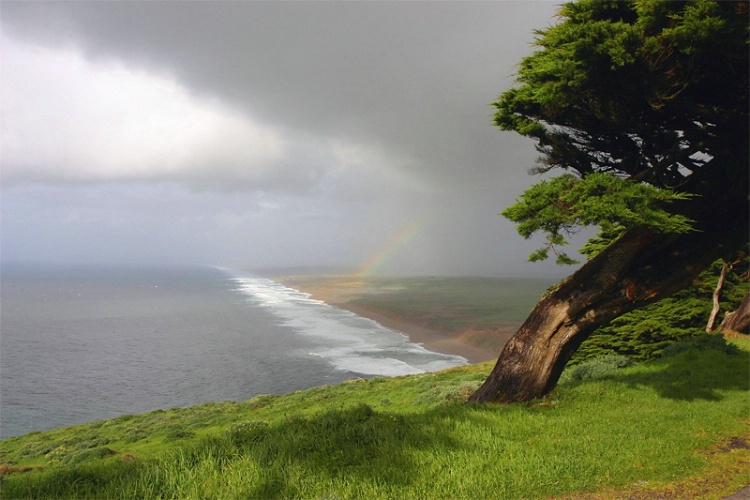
[{"left": 1, "top": 344, "right": 748, "bottom": 499}]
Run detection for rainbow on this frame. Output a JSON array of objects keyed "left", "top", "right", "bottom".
[{"left": 356, "top": 219, "right": 426, "bottom": 277}]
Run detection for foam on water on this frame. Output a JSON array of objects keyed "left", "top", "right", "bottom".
[{"left": 225, "top": 271, "right": 467, "bottom": 377}]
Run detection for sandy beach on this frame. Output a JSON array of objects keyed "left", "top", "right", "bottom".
[{"left": 276, "top": 275, "right": 521, "bottom": 364}]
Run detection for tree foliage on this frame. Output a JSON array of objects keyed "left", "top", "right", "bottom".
[
  {"left": 502, "top": 172, "right": 693, "bottom": 264},
  {"left": 571, "top": 257, "right": 749, "bottom": 364},
  {"left": 496, "top": 0, "right": 749, "bottom": 262},
  {"left": 470, "top": 1, "right": 748, "bottom": 404}
]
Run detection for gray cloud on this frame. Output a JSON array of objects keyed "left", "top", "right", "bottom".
[{"left": 1, "top": 1, "right": 574, "bottom": 277}]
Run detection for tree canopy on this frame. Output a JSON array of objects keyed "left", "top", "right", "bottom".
[
  {"left": 471, "top": 0, "right": 748, "bottom": 404},
  {"left": 496, "top": 0, "right": 748, "bottom": 263}
]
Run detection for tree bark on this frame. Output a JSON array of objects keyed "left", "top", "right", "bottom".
[
  {"left": 470, "top": 207, "right": 748, "bottom": 404},
  {"left": 706, "top": 261, "right": 728, "bottom": 333},
  {"left": 720, "top": 292, "right": 750, "bottom": 334}
]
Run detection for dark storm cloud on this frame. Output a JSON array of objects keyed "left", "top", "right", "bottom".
[
  {"left": 1, "top": 1, "right": 572, "bottom": 276},
  {"left": 2, "top": 1, "right": 557, "bottom": 191}
]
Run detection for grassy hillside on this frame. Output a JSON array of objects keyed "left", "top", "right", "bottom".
[{"left": 1, "top": 338, "right": 748, "bottom": 499}]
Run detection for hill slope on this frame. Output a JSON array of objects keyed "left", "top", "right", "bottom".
[{"left": 1, "top": 341, "right": 748, "bottom": 499}]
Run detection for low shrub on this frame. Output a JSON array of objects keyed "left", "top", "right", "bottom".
[
  {"left": 163, "top": 428, "right": 195, "bottom": 442},
  {"left": 225, "top": 421, "right": 269, "bottom": 447},
  {"left": 61, "top": 447, "right": 117, "bottom": 465},
  {"left": 662, "top": 334, "right": 741, "bottom": 357},
  {"left": 412, "top": 382, "right": 481, "bottom": 406},
  {"left": 560, "top": 354, "right": 633, "bottom": 383}
]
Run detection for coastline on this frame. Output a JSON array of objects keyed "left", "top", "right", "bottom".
[
  {"left": 333, "top": 301, "right": 497, "bottom": 364},
  {"left": 276, "top": 275, "right": 508, "bottom": 364}
]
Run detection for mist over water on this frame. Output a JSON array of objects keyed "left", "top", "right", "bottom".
[{"left": 0, "top": 264, "right": 465, "bottom": 438}]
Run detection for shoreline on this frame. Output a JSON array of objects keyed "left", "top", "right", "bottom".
[
  {"left": 334, "top": 301, "right": 497, "bottom": 364},
  {"left": 277, "top": 275, "right": 504, "bottom": 364}
]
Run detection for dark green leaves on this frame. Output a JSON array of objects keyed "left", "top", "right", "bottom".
[
  {"left": 493, "top": 0, "right": 747, "bottom": 264},
  {"left": 493, "top": 0, "right": 748, "bottom": 186},
  {"left": 501, "top": 173, "right": 693, "bottom": 263}
]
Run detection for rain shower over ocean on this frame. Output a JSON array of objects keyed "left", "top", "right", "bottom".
[{"left": 0, "top": 264, "right": 465, "bottom": 438}]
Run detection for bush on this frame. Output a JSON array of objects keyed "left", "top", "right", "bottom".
[
  {"left": 163, "top": 427, "right": 196, "bottom": 442},
  {"left": 248, "top": 394, "right": 279, "bottom": 410},
  {"left": 412, "top": 382, "right": 482, "bottom": 406},
  {"left": 572, "top": 258, "right": 748, "bottom": 364},
  {"left": 661, "top": 334, "right": 741, "bottom": 358},
  {"left": 224, "top": 421, "right": 269, "bottom": 447},
  {"left": 561, "top": 354, "right": 633, "bottom": 384},
  {"left": 60, "top": 447, "right": 117, "bottom": 465}
]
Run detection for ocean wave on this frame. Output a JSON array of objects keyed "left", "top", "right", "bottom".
[{"left": 223, "top": 270, "right": 466, "bottom": 377}]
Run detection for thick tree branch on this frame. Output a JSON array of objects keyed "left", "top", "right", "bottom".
[{"left": 471, "top": 195, "right": 747, "bottom": 404}]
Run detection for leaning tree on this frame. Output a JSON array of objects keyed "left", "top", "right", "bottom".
[{"left": 470, "top": 0, "right": 749, "bottom": 404}]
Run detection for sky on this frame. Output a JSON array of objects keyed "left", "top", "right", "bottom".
[{"left": 1, "top": 0, "right": 580, "bottom": 277}]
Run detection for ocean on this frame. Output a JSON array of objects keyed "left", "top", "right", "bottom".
[{"left": 0, "top": 264, "right": 466, "bottom": 439}]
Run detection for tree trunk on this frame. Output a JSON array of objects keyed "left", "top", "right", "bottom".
[
  {"left": 719, "top": 292, "right": 750, "bottom": 334},
  {"left": 470, "top": 210, "right": 747, "bottom": 404},
  {"left": 706, "top": 261, "right": 728, "bottom": 333}
]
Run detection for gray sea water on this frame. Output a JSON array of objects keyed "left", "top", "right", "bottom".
[{"left": 0, "top": 264, "right": 466, "bottom": 438}]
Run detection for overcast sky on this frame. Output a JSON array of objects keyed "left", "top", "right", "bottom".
[{"left": 1, "top": 0, "right": 580, "bottom": 277}]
